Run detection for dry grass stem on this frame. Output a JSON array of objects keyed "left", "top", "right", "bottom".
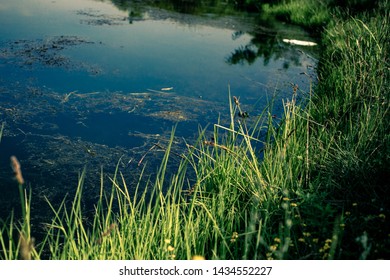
[{"left": 10, "top": 156, "right": 24, "bottom": 185}]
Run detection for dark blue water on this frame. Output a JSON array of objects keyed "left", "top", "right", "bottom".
[{"left": 0, "top": 0, "right": 317, "bottom": 221}]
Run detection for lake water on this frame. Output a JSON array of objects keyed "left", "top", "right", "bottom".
[{"left": 0, "top": 0, "right": 317, "bottom": 220}]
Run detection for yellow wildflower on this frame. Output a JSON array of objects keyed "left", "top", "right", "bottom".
[
  {"left": 274, "top": 237, "right": 281, "bottom": 243},
  {"left": 269, "top": 245, "right": 278, "bottom": 251}
]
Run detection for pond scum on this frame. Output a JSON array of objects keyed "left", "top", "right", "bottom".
[{"left": 0, "top": 0, "right": 389, "bottom": 259}]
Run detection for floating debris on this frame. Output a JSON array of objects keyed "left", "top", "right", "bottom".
[
  {"left": 148, "top": 110, "right": 188, "bottom": 121},
  {"left": 282, "top": 39, "right": 317, "bottom": 46},
  {"left": 129, "top": 92, "right": 150, "bottom": 96},
  {"left": 61, "top": 90, "right": 78, "bottom": 103},
  {"left": 0, "top": 36, "right": 100, "bottom": 74},
  {"left": 128, "top": 131, "right": 162, "bottom": 140},
  {"left": 161, "top": 87, "right": 174, "bottom": 91},
  {"left": 147, "top": 88, "right": 173, "bottom": 94}
]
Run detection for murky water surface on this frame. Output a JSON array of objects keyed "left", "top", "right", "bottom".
[{"left": 0, "top": 0, "right": 317, "bottom": 219}]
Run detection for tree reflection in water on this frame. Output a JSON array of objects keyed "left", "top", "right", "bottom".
[{"left": 108, "top": 0, "right": 317, "bottom": 68}]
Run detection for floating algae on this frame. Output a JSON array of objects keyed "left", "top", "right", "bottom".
[
  {"left": 0, "top": 36, "right": 101, "bottom": 74},
  {"left": 148, "top": 110, "right": 189, "bottom": 121},
  {"left": 0, "top": 78, "right": 228, "bottom": 213}
]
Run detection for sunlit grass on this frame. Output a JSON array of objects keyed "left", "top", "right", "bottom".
[{"left": 262, "top": 0, "right": 331, "bottom": 32}]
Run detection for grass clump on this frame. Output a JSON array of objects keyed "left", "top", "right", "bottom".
[
  {"left": 305, "top": 3, "right": 389, "bottom": 258},
  {"left": 261, "top": 0, "right": 331, "bottom": 33}
]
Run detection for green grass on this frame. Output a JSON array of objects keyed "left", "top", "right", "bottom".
[
  {"left": 1, "top": 0, "right": 389, "bottom": 259},
  {"left": 261, "top": 0, "right": 331, "bottom": 32}
]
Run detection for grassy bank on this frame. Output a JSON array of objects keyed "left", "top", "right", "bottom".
[{"left": 1, "top": 0, "right": 389, "bottom": 259}]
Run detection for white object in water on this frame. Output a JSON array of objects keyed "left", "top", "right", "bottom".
[
  {"left": 161, "top": 87, "right": 174, "bottom": 91},
  {"left": 283, "top": 39, "right": 317, "bottom": 46}
]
